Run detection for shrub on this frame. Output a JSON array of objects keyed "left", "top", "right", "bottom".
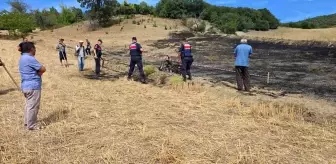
[
  {"left": 169, "top": 75, "right": 184, "bottom": 85},
  {"left": 137, "top": 21, "right": 140, "bottom": 25},
  {"left": 255, "top": 20, "right": 270, "bottom": 31},
  {"left": 196, "top": 21, "right": 206, "bottom": 32},
  {"left": 165, "top": 25, "right": 167, "bottom": 30},
  {"left": 144, "top": 65, "right": 156, "bottom": 76},
  {"left": 144, "top": 25, "right": 146, "bottom": 28},
  {"left": 132, "top": 20, "right": 137, "bottom": 24}
]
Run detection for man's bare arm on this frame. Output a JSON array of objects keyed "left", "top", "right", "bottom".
[{"left": 38, "top": 66, "right": 46, "bottom": 76}]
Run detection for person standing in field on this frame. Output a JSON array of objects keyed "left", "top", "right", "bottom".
[
  {"left": 179, "top": 38, "right": 193, "bottom": 82},
  {"left": 234, "top": 38, "right": 253, "bottom": 92},
  {"left": 56, "top": 39, "right": 68, "bottom": 66},
  {"left": 76, "top": 40, "right": 86, "bottom": 71},
  {"left": 93, "top": 39, "right": 103, "bottom": 78},
  {"left": 19, "top": 42, "right": 46, "bottom": 130},
  {"left": 18, "top": 37, "right": 29, "bottom": 54},
  {"left": 127, "top": 37, "right": 146, "bottom": 83},
  {"left": 86, "top": 39, "right": 91, "bottom": 56}
]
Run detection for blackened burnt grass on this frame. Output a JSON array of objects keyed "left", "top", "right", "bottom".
[{"left": 151, "top": 32, "right": 336, "bottom": 101}]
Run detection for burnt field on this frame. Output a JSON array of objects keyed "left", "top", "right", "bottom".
[{"left": 150, "top": 32, "right": 336, "bottom": 101}]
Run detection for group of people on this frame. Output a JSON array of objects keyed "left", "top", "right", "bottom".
[
  {"left": 16, "top": 35, "right": 252, "bottom": 130},
  {"left": 56, "top": 38, "right": 102, "bottom": 77}
]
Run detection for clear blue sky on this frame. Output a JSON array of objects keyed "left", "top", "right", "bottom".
[{"left": 0, "top": 0, "right": 335, "bottom": 22}]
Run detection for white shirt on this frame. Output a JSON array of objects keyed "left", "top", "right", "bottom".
[{"left": 76, "top": 45, "right": 85, "bottom": 57}]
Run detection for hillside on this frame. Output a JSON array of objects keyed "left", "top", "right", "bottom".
[
  {"left": 283, "top": 13, "right": 336, "bottom": 29},
  {"left": 0, "top": 16, "right": 335, "bottom": 163}
]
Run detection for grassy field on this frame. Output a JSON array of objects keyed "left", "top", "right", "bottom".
[
  {"left": 0, "top": 16, "right": 335, "bottom": 163},
  {"left": 244, "top": 27, "right": 336, "bottom": 42}
]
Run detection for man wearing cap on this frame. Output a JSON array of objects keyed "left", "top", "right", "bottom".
[
  {"left": 234, "top": 38, "right": 253, "bottom": 92},
  {"left": 76, "top": 40, "right": 86, "bottom": 71},
  {"left": 93, "top": 39, "right": 103, "bottom": 78},
  {"left": 128, "top": 37, "right": 146, "bottom": 83}
]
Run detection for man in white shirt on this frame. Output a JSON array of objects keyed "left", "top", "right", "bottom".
[{"left": 76, "top": 40, "right": 86, "bottom": 71}]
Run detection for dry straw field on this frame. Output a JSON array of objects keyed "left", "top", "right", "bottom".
[
  {"left": 244, "top": 27, "right": 336, "bottom": 42},
  {"left": 0, "top": 16, "right": 335, "bottom": 163}
]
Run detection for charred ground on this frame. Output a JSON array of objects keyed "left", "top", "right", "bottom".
[{"left": 150, "top": 32, "right": 336, "bottom": 101}]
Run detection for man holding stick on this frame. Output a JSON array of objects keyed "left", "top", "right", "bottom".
[{"left": 19, "top": 42, "right": 46, "bottom": 130}]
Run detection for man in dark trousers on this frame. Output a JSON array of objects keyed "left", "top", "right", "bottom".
[
  {"left": 19, "top": 42, "right": 46, "bottom": 130},
  {"left": 56, "top": 39, "right": 68, "bottom": 66},
  {"left": 179, "top": 38, "right": 193, "bottom": 82},
  {"left": 127, "top": 37, "right": 146, "bottom": 83},
  {"left": 86, "top": 39, "right": 91, "bottom": 56},
  {"left": 234, "top": 38, "right": 253, "bottom": 92},
  {"left": 93, "top": 39, "right": 103, "bottom": 78}
]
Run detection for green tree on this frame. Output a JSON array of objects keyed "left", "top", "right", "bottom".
[
  {"left": 7, "top": 0, "right": 28, "bottom": 13},
  {"left": 77, "top": 0, "right": 119, "bottom": 26},
  {"left": 258, "top": 8, "right": 279, "bottom": 29},
  {"left": 237, "top": 16, "right": 254, "bottom": 31},
  {"left": 255, "top": 20, "right": 270, "bottom": 31}
]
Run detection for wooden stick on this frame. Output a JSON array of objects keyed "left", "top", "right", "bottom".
[
  {"left": 0, "top": 59, "right": 20, "bottom": 90},
  {"left": 267, "top": 72, "right": 270, "bottom": 84}
]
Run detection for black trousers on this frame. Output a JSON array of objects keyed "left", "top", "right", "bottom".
[
  {"left": 235, "top": 66, "right": 250, "bottom": 91},
  {"left": 128, "top": 57, "right": 145, "bottom": 80},
  {"left": 181, "top": 57, "right": 193, "bottom": 80},
  {"left": 95, "top": 58, "right": 101, "bottom": 75},
  {"left": 86, "top": 48, "right": 91, "bottom": 55}
]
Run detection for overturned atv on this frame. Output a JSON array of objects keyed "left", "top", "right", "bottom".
[{"left": 158, "top": 55, "right": 181, "bottom": 74}]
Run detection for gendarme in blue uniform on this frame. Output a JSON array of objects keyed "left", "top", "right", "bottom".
[
  {"left": 128, "top": 41, "right": 145, "bottom": 82},
  {"left": 129, "top": 42, "right": 142, "bottom": 59},
  {"left": 179, "top": 42, "right": 193, "bottom": 81}
]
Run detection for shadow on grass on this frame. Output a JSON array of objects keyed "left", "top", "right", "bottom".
[
  {"left": 83, "top": 71, "right": 129, "bottom": 81},
  {"left": 0, "top": 88, "right": 17, "bottom": 95},
  {"left": 41, "top": 110, "right": 69, "bottom": 126}
]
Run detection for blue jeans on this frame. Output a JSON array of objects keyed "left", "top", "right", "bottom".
[{"left": 78, "top": 56, "right": 85, "bottom": 71}]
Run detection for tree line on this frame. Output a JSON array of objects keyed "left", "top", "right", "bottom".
[
  {"left": 0, "top": 0, "right": 85, "bottom": 37},
  {"left": 79, "top": 0, "right": 280, "bottom": 34},
  {"left": 0, "top": 0, "right": 281, "bottom": 37},
  {"left": 154, "top": 0, "right": 280, "bottom": 33},
  {"left": 282, "top": 13, "right": 336, "bottom": 29}
]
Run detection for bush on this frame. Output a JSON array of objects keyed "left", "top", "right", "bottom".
[
  {"left": 132, "top": 20, "right": 137, "bottom": 24},
  {"left": 255, "top": 20, "right": 270, "bottom": 31},
  {"left": 137, "top": 21, "right": 140, "bottom": 25},
  {"left": 144, "top": 65, "right": 157, "bottom": 76},
  {"left": 196, "top": 21, "right": 206, "bottom": 32},
  {"left": 169, "top": 75, "right": 184, "bottom": 85}
]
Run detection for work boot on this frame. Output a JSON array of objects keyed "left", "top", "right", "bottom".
[{"left": 127, "top": 76, "right": 132, "bottom": 81}]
